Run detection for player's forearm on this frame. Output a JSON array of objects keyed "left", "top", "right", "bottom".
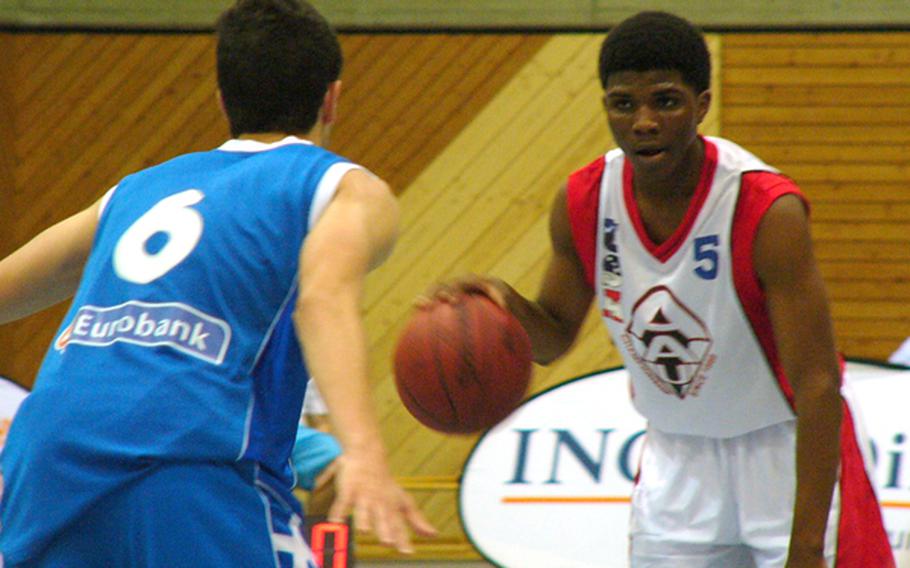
[
  {"left": 497, "top": 282, "right": 577, "bottom": 364},
  {"left": 0, "top": 200, "right": 100, "bottom": 323},
  {"left": 0, "top": 220, "right": 91, "bottom": 324},
  {"left": 789, "top": 378, "right": 842, "bottom": 556},
  {"left": 294, "top": 288, "right": 387, "bottom": 462}
]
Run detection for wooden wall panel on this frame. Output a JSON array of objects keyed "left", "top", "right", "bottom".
[
  {"left": 723, "top": 32, "right": 910, "bottom": 360},
  {"left": 331, "top": 34, "right": 550, "bottom": 193},
  {"left": 0, "top": 32, "right": 546, "bottom": 387},
  {"left": 0, "top": 34, "right": 14, "bottom": 258},
  {"left": 0, "top": 35, "right": 15, "bottom": 360},
  {"left": 1, "top": 33, "right": 228, "bottom": 385}
]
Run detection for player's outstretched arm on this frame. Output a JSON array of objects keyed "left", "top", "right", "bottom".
[
  {"left": 293, "top": 168, "right": 436, "bottom": 553},
  {"left": 0, "top": 199, "right": 101, "bottom": 325},
  {"left": 426, "top": 184, "right": 594, "bottom": 365},
  {"left": 754, "top": 194, "right": 842, "bottom": 568}
]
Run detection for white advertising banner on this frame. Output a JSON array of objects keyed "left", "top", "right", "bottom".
[{"left": 460, "top": 361, "right": 910, "bottom": 567}]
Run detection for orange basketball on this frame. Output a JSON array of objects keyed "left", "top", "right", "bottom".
[{"left": 393, "top": 293, "right": 532, "bottom": 434}]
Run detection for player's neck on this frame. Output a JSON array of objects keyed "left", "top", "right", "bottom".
[
  {"left": 237, "top": 131, "right": 319, "bottom": 145},
  {"left": 633, "top": 138, "right": 705, "bottom": 202}
]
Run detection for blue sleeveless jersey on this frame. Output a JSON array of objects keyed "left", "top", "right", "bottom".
[{"left": 1, "top": 138, "right": 352, "bottom": 562}]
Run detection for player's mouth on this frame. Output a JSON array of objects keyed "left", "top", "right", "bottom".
[{"left": 635, "top": 147, "right": 665, "bottom": 158}]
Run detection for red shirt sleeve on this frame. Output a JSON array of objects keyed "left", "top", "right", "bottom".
[
  {"left": 566, "top": 156, "right": 606, "bottom": 289},
  {"left": 732, "top": 170, "right": 807, "bottom": 405}
]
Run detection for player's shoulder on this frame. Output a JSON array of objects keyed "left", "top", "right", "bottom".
[
  {"left": 707, "top": 136, "right": 804, "bottom": 203},
  {"left": 567, "top": 153, "right": 612, "bottom": 200}
]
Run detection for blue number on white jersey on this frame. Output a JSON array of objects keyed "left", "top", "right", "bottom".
[{"left": 693, "top": 234, "right": 720, "bottom": 280}]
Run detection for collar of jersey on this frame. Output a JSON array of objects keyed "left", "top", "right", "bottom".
[{"left": 218, "top": 136, "right": 314, "bottom": 153}]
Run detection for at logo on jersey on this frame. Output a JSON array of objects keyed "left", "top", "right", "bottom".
[{"left": 621, "top": 286, "right": 716, "bottom": 399}]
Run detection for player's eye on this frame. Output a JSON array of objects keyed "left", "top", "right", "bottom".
[
  {"left": 608, "top": 98, "right": 634, "bottom": 112},
  {"left": 656, "top": 95, "right": 680, "bottom": 109}
]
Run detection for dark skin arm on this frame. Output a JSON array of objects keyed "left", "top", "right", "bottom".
[
  {"left": 754, "top": 194, "right": 842, "bottom": 568},
  {"left": 437, "top": 184, "right": 594, "bottom": 364}
]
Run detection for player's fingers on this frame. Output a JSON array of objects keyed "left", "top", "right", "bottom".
[
  {"left": 353, "top": 497, "right": 376, "bottom": 534},
  {"left": 416, "top": 286, "right": 457, "bottom": 307},
  {"left": 403, "top": 501, "right": 437, "bottom": 537},
  {"left": 386, "top": 505, "right": 417, "bottom": 554},
  {"left": 373, "top": 503, "right": 413, "bottom": 554},
  {"left": 421, "top": 276, "right": 496, "bottom": 306},
  {"left": 476, "top": 282, "right": 507, "bottom": 309},
  {"left": 326, "top": 488, "right": 354, "bottom": 524}
]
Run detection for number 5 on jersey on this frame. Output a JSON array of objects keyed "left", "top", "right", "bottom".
[
  {"left": 693, "top": 234, "right": 719, "bottom": 280},
  {"left": 113, "top": 190, "right": 205, "bottom": 284}
]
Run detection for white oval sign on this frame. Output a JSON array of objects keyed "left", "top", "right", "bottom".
[{"left": 459, "top": 361, "right": 910, "bottom": 567}]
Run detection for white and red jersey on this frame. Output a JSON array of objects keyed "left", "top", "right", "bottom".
[
  {"left": 568, "top": 136, "right": 895, "bottom": 564},
  {"left": 568, "top": 136, "right": 801, "bottom": 438}
]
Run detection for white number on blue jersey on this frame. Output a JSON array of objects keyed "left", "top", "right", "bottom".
[{"left": 113, "top": 190, "right": 205, "bottom": 284}]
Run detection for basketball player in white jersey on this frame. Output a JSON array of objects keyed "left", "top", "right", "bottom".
[{"left": 435, "top": 11, "right": 892, "bottom": 568}]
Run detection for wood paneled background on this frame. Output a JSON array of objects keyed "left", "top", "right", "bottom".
[
  {"left": 0, "top": 31, "right": 907, "bottom": 561},
  {"left": 723, "top": 33, "right": 910, "bottom": 359}
]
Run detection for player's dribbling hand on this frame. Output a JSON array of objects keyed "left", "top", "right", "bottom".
[
  {"left": 327, "top": 454, "right": 437, "bottom": 554},
  {"left": 418, "top": 274, "right": 510, "bottom": 310}
]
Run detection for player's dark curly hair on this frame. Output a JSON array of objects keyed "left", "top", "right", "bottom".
[
  {"left": 598, "top": 11, "right": 710, "bottom": 93},
  {"left": 216, "top": 0, "right": 342, "bottom": 137}
]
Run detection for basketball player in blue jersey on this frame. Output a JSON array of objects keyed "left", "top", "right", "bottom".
[
  {"left": 433, "top": 11, "right": 892, "bottom": 568},
  {"left": 0, "top": 0, "right": 434, "bottom": 566}
]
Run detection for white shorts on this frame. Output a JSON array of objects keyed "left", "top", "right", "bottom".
[{"left": 629, "top": 420, "right": 839, "bottom": 568}]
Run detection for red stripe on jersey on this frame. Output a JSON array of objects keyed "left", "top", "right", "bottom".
[
  {"left": 566, "top": 156, "right": 605, "bottom": 288},
  {"left": 730, "top": 171, "right": 807, "bottom": 407},
  {"left": 836, "top": 401, "right": 896, "bottom": 567},
  {"left": 622, "top": 138, "right": 719, "bottom": 262}
]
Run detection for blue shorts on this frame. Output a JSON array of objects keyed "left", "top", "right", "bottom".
[{"left": 13, "top": 462, "right": 315, "bottom": 568}]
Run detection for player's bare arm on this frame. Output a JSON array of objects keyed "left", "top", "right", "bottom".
[
  {"left": 500, "top": 184, "right": 595, "bottom": 364},
  {"left": 754, "top": 193, "right": 842, "bottom": 567},
  {"left": 294, "top": 168, "right": 435, "bottom": 553},
  {"left": 0, "top": 199, "right": 101, "bottom": 325},
  {"left": 422, "top": 185, "right": 593, "bottom": 365}
]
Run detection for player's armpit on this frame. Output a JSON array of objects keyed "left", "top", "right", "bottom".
[{"left": 0, "top": 199, "right": 101, "bottom": 324}]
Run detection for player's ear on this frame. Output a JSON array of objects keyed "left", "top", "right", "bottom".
[
  {"left": 695, "top": 89, "right": 711, "bottom": 124},
  {"left": 216, "top": 89, "right": 228, "bottom": 121},
  {"left": 321, "top": 80, "right": 342, "bottom": 127}
]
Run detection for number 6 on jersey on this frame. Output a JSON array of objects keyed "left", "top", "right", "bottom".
[{"left": 113, "top": 190, "right": 205, "bottom": 284}]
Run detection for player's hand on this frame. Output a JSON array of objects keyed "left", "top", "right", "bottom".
[
  {"left": 328, "top": 454, "right": 437, "bottom": 554},
  {"left": 418, "top": 274, "right": 510, "bottom": 310}
]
